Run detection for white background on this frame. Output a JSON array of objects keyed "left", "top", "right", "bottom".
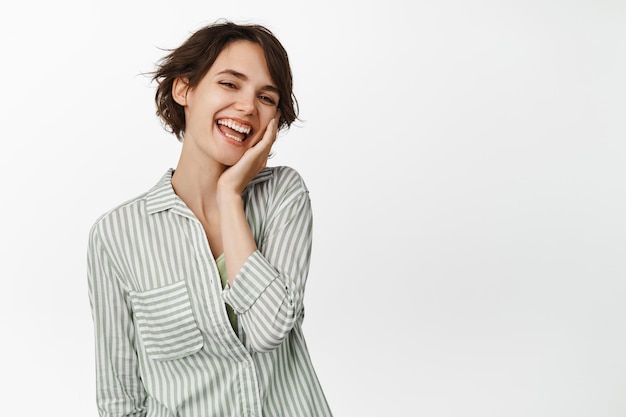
[{"left": 1, "top": 0, "right": 625, "bottom": 416}]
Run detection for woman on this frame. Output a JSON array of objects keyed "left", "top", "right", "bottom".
[{"left": 87, "top": 21, "right": 333, "bottom": 417}]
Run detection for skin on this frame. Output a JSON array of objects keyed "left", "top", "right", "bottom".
[{"left": 170, "top": 40, "right": 281, "bottom": 286}]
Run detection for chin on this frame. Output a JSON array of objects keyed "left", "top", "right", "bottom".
[{"left": 218, "top": 153, "right": 245, "bottom": 168}]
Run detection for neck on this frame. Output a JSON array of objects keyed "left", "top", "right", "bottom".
[{"left": 171, "top": 151, "right": 225, "bottom": 220}]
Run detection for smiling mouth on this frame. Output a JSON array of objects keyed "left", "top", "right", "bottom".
[{"left": 217, "top": 119, "right": 252, "bottom": 143}]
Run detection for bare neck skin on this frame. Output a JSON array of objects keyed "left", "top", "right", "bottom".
[{"left": 171, "top": 145, "right": 226, "bottom": 259}]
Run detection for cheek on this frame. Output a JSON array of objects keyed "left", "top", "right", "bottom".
[
  {"left": 260, "top": 107, "right": 278, "bottom": 124},
  {"left": 186, "top": 96, "right": 217, "bottom": 122}
]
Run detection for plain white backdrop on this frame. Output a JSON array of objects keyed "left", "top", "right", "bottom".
[{"left": 1, "top": 0, "right": 625, "bottom": 415}]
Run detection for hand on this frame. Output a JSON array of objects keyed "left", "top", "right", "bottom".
[{"left": 217, "top": 112, "right": 280, "bottom": 199}]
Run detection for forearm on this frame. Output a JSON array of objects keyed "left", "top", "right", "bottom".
[
  {"left": 221, "top": 187, "right": 313, "bottom": 352},
  {"left": 217, "top": 191, "right": 257, "bottom": 286},
  {"left": 88, "top": 226, "right": 147, "bottom": 416}
]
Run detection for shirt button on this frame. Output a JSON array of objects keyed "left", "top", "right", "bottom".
[{"left": 242, "top": 361, "right": 249, "bottom": 369}]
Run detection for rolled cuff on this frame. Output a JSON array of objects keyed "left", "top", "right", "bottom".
[{"left": 221, "top": 250, "right": 280, "bottom": 313}]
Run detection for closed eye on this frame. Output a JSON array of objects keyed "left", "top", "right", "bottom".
[
  {"left": 219, "top": 81, "right": 237, "bottom": 89},
  {"left": 259, "top": 95, "right": 277, "bottom": 105}
]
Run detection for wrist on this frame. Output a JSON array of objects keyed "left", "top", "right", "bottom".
[{"left": 216, "top": 189, "right": 243, "bottom": 209}]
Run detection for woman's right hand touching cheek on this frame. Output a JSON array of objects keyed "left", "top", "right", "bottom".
[{"left": 217, "top": 113, "right": 279, "bottom": 201}]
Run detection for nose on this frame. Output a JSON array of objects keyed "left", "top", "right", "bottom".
[{"left": 235, "top": 90, "right": 256, "bottom": 115}]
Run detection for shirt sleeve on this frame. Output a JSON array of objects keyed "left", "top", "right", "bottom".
[
  {"left": 87, "top": 223, "right": 147, "bottom": 417},
  {"left": 222, "top": 177, "right": 312, "bottom": 353}
]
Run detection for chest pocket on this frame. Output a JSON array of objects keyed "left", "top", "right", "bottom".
[{"left": 129, "top": 279, "right": 204, "bottom": 361}]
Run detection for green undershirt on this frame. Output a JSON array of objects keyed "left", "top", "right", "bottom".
[{"left": 215, "top": 254, "right": 238, "bottom": 334}]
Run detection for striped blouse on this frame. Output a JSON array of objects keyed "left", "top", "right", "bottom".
[{"left": 87, "top": 166, "right": 333, "bottom": 417}]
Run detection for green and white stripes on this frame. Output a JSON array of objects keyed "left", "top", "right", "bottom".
[
  {"left": 87, "top": 166, "right": 333, "bottom": 417},
  {"left": 129, "top": 280, "right": 204, "bottom": 361}
]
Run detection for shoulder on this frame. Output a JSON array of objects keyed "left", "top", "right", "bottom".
[
  {"left": 257, "top": 165, "right": 309, "bottom": 195},
  {"left": 89, "top": 170, "right": 173, "bottom": 238},
  {"left": 88, "top": 188, "right": 151, "bottom": 244},
  {"left": 244, "top": 166, "right": 310, "bottom": 216}
]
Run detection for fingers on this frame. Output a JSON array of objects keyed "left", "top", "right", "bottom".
[
  {"left": 275, "top": 108, "right": 282, "bottom": 127},
  {"left": 251, "top": 117, "right": 278, "bottom": 150},
  {"left": 267, "top": 116, "right": 278, "bottom": 140}
]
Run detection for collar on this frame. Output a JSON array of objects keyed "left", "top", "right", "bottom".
[{"left": 145, "top": 167, "right": 273, "bottom": 215}]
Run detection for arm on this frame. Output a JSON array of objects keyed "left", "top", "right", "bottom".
[
  {"left": 216, "top": 116, "right": 278, "bottom": 287},
  {"left": 216, "top": 114, "right": 311, "bottom": 351},
  {"left": 87, "top": 224, "right": 147, "bottom": 417},
  {"left": 222, "top": 181, "right": 312, "bottom": 352}
]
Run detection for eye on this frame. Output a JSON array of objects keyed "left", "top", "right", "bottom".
[
  {"left": 259, "top": 95, "right": 277, "bottom": 105},
  {"left": 219, "top": 81, "right": 237, "bottom": 89}
]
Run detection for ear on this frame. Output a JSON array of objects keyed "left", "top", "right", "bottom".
[{"left": 172, "top": 77, "right": 190, "bottom": 106}]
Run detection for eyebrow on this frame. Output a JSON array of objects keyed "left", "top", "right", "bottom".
[{"left": 217, "top": 68, "right": 281, "bottom": 95}]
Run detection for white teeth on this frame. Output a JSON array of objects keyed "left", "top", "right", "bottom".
[
  {"left": 224, "top": 132, "right": 244, "bottom": 142},
  {"left": 217, "top": 119, "right": 251, "bottom": 135}
]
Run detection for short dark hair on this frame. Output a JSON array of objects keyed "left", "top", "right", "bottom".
[{"left": 152, "top": 20, "right": 298, "bottom": 141}]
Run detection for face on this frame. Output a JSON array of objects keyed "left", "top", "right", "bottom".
[{"left": 173, "top": 40, "right": 280, "bottom": 167}]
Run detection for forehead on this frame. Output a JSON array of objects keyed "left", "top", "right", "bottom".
[{"left": 210, "top": 40, "right": 273, "bottom": 80}]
